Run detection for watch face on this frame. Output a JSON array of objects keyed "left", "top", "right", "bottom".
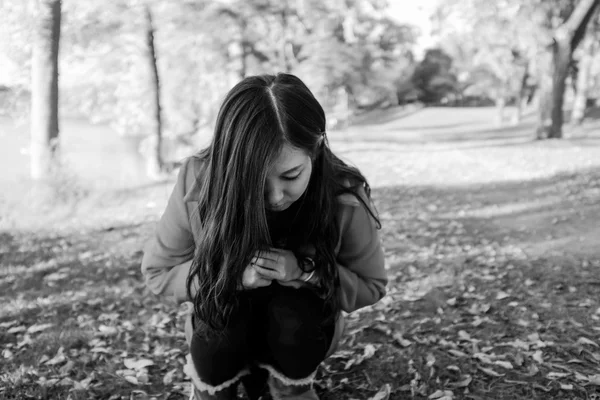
[{"left": 302, "top": 256, "right": 315, "bottom": 272}]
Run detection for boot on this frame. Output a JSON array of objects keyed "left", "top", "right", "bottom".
[
  {"left": 190, "top": 382, "right": 238, "bottom": 400},
  {"left": 267, "top": 375, "right": 319, "bottom": 400}
]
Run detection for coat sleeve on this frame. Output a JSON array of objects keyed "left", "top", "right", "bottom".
[
  {"left": 141, "top": 158, "right": 198, "bottom": 304},
  {"left": 336, "top": 197, "right": 388, "bottom": 313}
]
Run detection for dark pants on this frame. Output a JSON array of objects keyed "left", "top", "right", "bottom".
[{"left": 190, "top": 283, "right": 335, "bottom": 392}]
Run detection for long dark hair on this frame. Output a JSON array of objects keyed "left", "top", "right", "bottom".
[{"left": 186, "top": 73, "right": 379, "bottom": 331}]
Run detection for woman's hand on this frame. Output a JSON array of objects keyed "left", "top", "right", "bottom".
[
  {"left": 240, "top": 262, "right": 273, "bottom": 290},
  {"left": 252, "top": 248, "right": 303, "bottom": 282}
]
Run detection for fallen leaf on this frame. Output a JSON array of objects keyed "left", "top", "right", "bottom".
[
  {"left": 125, "top": 376, "right": 139, "bottom": 385},
  {"left": 574, "top": 372, "right": 588, "bottom": 382},
  {"left": 513, "top": 352, "right": 524, "bottom": 367},
  {"left": 393, "top": 333, "right": 412, "bottom": 347},
  {"left": 37, "top": 378, "right": 60, "bottom": 387},
  {"left": 344, "top": 344, "right": 378, "bottom": 370},
  {"left": 477, "top": 366, "right": 504, "bottom": 377},
  {"left": 59, "top": 360, "right": 75, "bottom": 374},
  {"left": 532, "top": 350, "right": 544, "bottom": 364},
  {"left": 527, "top": 333, "right": 541, "bottom": 342},
  {"left": 446, "top": 365, "right": 461, "bottom": 373},
  {"left": 27, "top": 323, "right": 53, "bottom": 334},
  {"left": 137, "top": 372, "right": 150, "bottom": 384},
  {"left": 560, "top": 384, "right": 573, "bottom": 390},
  {"left": 90, "top": 347, "right": 110, "bottom": 353},
  {"left": 0, "top": 320, "right": 18, "bottom": 329},
  {"left": 429, "top": 389, "right": 454, "bottom": 399},
  {"left": 547, "top": 372, "right": 570, "bottom": 379},
  {"left": 7, "top": 326, "right": 26, "bottom": 334},
  {"left": 567, "top": 359, "right": 584, "bottom": 364},
  {"left": 508, "top": 339, "right": 529, "bottom": 351},
  {"left": 17, "top": 335, "right": 32, "bottom": 349},
  {"left": 426, "top": 353, "right": 436, "bottom": 367},
  {"left": 473, "top": 353, "right": 493, "bottom": 364},
  {"left": 46, "top": 347, "right": 66, "bottom": 366},
  {"left": 448, "top": 349, "right": 468, "bottom": 358},
  {"left": 163, "top": 368, "right": 177, "bottom": 385},
  {"left": 577, "top": 337, "right": 599, "bottom": 347},
  {"left": 526, "top": 364, "right": 539, "bottom": 377},
  {"left": 98, "top": 325, "right": 118, "bottom": 336},
  {"left": 74, "top": 376, "right": 94, "bottom": 390},
  {"left": 449, "top": 375, "right": 472, "bottom": 388},
  {"left": 532, "top": 383, "right": 551, "bottom": 392},
  {"left": 124, "top": 358, "right": 154, "bottom": 371},
  {"left": 369, "top": 384, "right": 391, "bottom": 400},
  {"left": 587, "top": 374, "right": 600, "bottom": 385},
  {"left": 496, "top": 291, "right": 510, "bottom": 300},
  {"left": 505, "top": 379, "right": 529, "bottom": 385},
  {"left": 494, "top": 360, "right": 513, "bottom": 369}
]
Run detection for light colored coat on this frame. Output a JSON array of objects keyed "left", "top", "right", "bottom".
[{"left": 141, "top": 156, "right": 388, "bottom": 354}]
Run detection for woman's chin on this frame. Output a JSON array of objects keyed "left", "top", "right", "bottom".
[{"left": 267, "top": 203, "right": 290, "bottom": 212}]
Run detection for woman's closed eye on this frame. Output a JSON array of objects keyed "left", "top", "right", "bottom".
[{"left": 282, "top": 174, "right": 301, "bottom": 181}]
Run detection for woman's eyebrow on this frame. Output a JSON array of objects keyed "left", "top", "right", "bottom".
[{"left": 281, "top": 165, "right": 303, "bottom": 175}]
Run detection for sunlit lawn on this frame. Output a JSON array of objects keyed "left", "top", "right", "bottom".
[{"left": 2, "top": 107, "right": 600, "bottom": 399}]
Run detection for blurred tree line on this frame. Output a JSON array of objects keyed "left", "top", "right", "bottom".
[
  {"left": 0, "top": 0, "right": 416, "bottom": 178},
  {"left": 432, "top": 0, "right": 600, "bottom": 138},
  {"left": 0, "top": 0, "right": 599, "bottom": 179}
]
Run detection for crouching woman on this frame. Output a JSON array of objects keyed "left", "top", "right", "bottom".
[{"left": 141, "top": 73, "right": 387, "bottom": 399}]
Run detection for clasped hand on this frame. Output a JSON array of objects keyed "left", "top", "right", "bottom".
[{"left": 241, "top": 248, "right": 304, "bottom": 289}]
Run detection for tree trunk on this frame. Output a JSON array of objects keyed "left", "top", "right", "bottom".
[
  {"left": 144, "top": 5, "right": 163, "bottom": 178},
  {"left": 548, "top": 37, "right": 572, "bottom": 138},
  {"left": 536, "top": 51, "right": 553, "bottom": 139},
  {"left": 495, "top": 96, "right": 506, "bottom": 127},
  {"left": 571, "top": 32, "right": 596, "bottom": 124},
  {"left": 511, "top": 62, "right": 530, "bottom": 126},
  {"left": 535, "top": 0, "right": 600, "bottom": 139},
  {"left": 30, "top": 0, "right": 61, "bottom": 180}
]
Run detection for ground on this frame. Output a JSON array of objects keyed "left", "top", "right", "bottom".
[{"left": 1, "top": 107, "right": 600, "bottom": 400}]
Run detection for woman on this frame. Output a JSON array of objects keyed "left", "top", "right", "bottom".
[{"left": 141, "top": 73, "right": 387, "bottom": 400}]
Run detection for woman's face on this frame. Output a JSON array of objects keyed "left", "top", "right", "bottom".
[{"left": 264, "top": 143, "right": 312, "bottom": 211}]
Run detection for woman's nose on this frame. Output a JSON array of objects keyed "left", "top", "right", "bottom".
[{"left": 265, "top": 183, "right": 284, "bottom": 206}]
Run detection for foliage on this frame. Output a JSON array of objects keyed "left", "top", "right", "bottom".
[
  {"left": 410, "top": 48, "right": 457, "bottom": 104},
  {"left": 0, "top": 0, "right": 418, "bottom": 138}
]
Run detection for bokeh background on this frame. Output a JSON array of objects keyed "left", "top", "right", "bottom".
[{"left": 1, "top": 1, "right": 600, "bottom": 399}]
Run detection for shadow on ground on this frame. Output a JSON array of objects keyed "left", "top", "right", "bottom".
[{"left": 1, "top": 156, "right": 600, "bottom": 399}]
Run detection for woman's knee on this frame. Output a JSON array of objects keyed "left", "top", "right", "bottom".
[
  {"left": 264, "top": 289, "right": 333, "bottom": 379},
  {"left": 189, "top": 319, "right": 248, "bottom": 386}
]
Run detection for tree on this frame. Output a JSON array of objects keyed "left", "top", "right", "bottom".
[
  {"left": 535, "top": 0, "right": 599, "bottom": 138},
  {"left": 411, "top": 48, "right": 457, "bottom": 104},
  {"left": 433, "top": 0, "right": 537, "bottom": 124},
  {"left": 30, "top": 0, "right": 62, "bottom": 180},
  {"left": 143, "top": 3, "right": 163, "bottom": 177},
  {"left": 571, "top": 11, "right": 599, "bottom": 124}
]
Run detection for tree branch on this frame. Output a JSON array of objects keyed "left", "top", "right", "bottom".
[
  {"left": 571, "top": 0, "right": 600, "bottom": 49},
  {"left": 559, "top": 0, "right": 600, "bottom": 46}
]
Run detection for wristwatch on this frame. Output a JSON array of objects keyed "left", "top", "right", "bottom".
[{"left": 298, "top": 256, "right": 316, "bottom": 273}]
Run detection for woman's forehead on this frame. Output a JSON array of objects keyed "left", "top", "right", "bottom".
[{"left": 270, "top": 144, "right": 308, "bottom": 173}]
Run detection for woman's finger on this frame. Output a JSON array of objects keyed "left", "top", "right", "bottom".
[
  {"left": 253, "top": 264, "right": 282, "bottom": 280},
  {"left": 258, "top": 250, "right": 279, "bottom": 263},
  {"left": 252, "top": 256, "right": 277, "bottom": 271}
]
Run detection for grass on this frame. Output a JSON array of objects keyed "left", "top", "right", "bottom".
[{"left": 2, "top": 107, "right": 600, "bottom": 399}]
